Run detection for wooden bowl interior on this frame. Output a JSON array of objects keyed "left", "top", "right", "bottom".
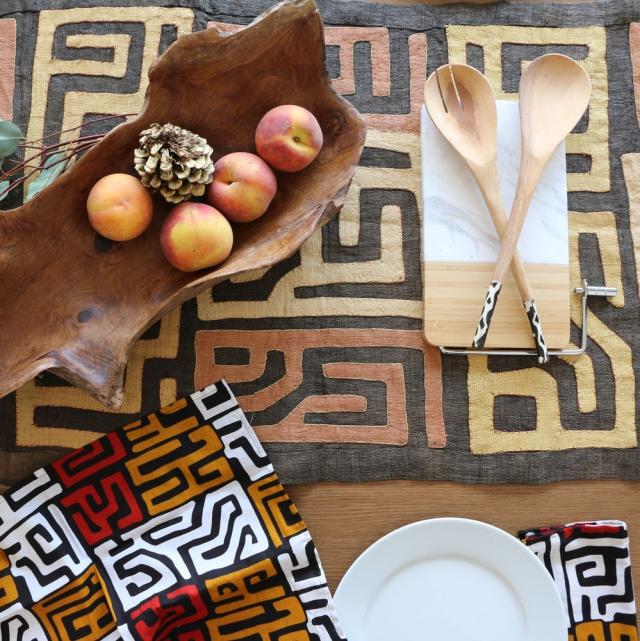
[{"left": 0, "top": 0, "right": 365, "bottom": 406}]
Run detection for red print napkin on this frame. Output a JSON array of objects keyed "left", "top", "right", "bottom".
[{"left": 520, "top": 520, "right": 637, "bottom": 641}]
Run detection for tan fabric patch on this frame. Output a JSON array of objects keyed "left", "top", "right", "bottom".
[
  {"left": 0, "top": 19, "right": 16, "bottom": 120},
  {"left": 630, "top": 23, "right": 640, "bottom": 128},
  {"left": 622, "top": 153, "right": 640, "bottom": 300}
]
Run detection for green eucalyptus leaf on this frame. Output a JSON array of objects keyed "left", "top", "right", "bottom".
[
  {"left": 26, "top": 152, "right": 69, "bottom": 201},
  {"left": 0, "top": 180, "right": 9, "bottom": 202},
  {"left": 0, "top": 121, "right": 24, "bottom": 158}
]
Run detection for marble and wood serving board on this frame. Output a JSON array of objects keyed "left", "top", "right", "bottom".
[{"left": 421, "top": 101, "right": 570, "bottom": 349}]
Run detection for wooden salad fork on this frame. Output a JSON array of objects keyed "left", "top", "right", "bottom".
[
  {"left": 472, "top": 54, "right": 591, "bottom": 361},
  {"left": 424, "top": 63, "right": 549, "bottom": 363}
]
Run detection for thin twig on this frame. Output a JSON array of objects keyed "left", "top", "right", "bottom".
[
  {"left": 0, "top": 175, "right": 27, "bottom": 200},
  {"left": 33, "top": 133, "right": 104, "bottom": 153},
  {"left": 6, "top": 159, "right": 43, "bottom": 171},
  {"left": 1, "top": 113, "right": 135, "bottom": 202},
  {"left": 0, "top": 150, "right": 75, "bottom": 199},
  {"left": 0, "top": 135, "right": 103, "bottom": 181},
  {"left": 20, "top": 143, "right": 46, "bottom": 150},
  {"left": 22, "top": 113, "right": 136, "bottom": 146},
  {"left": 17, "top": 136, "right": 102, "bottom": 174}
]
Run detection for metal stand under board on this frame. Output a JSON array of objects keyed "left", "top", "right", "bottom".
[{"left": 439, "top": 280, "right": 617, "bottom": 358}]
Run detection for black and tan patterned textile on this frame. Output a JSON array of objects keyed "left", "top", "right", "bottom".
[
  {"left": 0, "top": 380, "right": 345, "bottom": 641},
  {"left": 521, "top": 521, "right": 638, "bottom": 641},
  {"left": 1, "top": 0, "right": 640, "bottom": 484}
]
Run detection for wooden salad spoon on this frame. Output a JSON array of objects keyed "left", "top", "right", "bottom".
[
  {"left": 424, "top": 63, "right": 549, "bottom": 363},
  {"left": 472, "top": 53, "right": 591, "bottom": 360}
]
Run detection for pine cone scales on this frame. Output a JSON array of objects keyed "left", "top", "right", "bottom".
[{"left": 134, "top": 123, "right": 214, "bottom": 204}]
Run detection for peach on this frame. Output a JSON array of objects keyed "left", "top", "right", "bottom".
[
  {"left": 160, "top": 202, "right": 233, "bottom": 272},
  {"left": 87, "top": 173, "right": 153, "bottom": 241},
  {"left": 207, "top": 152, "right": 277, "bottom": 223},
  {"left": 255, "top": 105, "right": 323, "bottom": 172}
]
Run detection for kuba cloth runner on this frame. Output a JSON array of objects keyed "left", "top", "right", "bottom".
[{"left": 0, "top": 0, "right": 639, "bottom": 484}]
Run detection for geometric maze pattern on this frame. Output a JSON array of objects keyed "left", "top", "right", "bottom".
[
  {"left": 0, "top": 382, "right": 344, "bottom": 640},
  {"left": 194, "top": 328, "right": 445, "bottom": 448},
  {"left": 521, "top": 521, "right": 638, "bottom": 641},
  {"left": 0, "top": 1, "right": 639, "bottom": 485},
  {"left": 447, "top": 24, "right": 637, "bottom": 454}
]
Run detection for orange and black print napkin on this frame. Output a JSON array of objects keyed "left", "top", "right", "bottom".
[{"left": 0, "top": 380, "right": 345, "bottom": 640}]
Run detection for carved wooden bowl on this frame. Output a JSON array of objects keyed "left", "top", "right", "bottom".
[{"left": 0, "top": 0, "right": 366, "bottom": 408}]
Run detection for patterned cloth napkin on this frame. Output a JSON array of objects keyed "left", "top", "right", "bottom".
[
  {"left": 520, "top": 521, "right": 637, "bottom": 641},
  {"left": 0, "top": 380, "right": 345, "bottom": 641}
]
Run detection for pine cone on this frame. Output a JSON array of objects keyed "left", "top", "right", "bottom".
[{"left": 134, "top": 123, "right": 214, "bottom": 204}]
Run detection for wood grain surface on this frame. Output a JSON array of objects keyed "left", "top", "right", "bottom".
[
  {"left": 424, "top": 262, "right": 570, "bottom": 348},
  {"left": 289, "top": 480, "right": 640, "bottom": 593}
]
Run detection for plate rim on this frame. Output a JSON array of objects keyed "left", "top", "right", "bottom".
[{"left": 334, "top": 517, "right": 566, "bottom": 639}]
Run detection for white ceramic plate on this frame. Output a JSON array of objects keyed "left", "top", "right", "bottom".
[{"left": 334, "top": 518, "right": 566, "bottom": 641}]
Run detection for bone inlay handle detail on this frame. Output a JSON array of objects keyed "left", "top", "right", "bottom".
[
  {"left": 524, "top": 298, "right": 549, "bottom": 364},
  {"left": 472, "top": 280, "right": 502, "bottom": 348}
]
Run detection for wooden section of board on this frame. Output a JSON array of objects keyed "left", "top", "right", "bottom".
[
  {"left": 288, "top": 480, "right": 640, "bottom": 594},
  {"left": 423, "top": 261, "right": 570, "bottom": 348}
]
